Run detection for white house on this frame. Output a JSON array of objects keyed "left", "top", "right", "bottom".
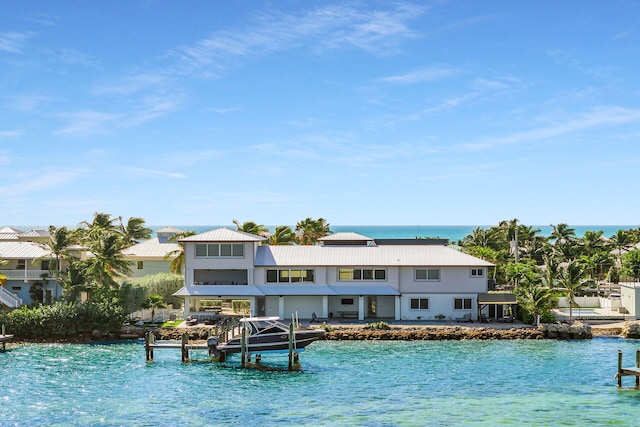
[
  {"left": 122, "top": 226, "right": 183, "bottom": 277},
  {"left": 174, "top": 228, "right": 495, "bottom": 321}
]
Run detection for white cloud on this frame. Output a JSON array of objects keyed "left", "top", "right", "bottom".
[
  {"left": 171, "top": 3, "right": 427, "bottom": 69},
  {"left": 379, "top": 66, "right": 461, "bottom": 84},
  {"left": 460, "top": 106, "right": 640, "bottom": 151},
  {"left": 0, "top": 170, "right": 79, "bottom": 196},
  {"left": 120, "top": 167, "right": 186, "bottom": 179},
  {"left": 54, "top": 111, "right": 121, "bottom": 136},
  {"left": 92, "top": 73, "right": 170, "bottom": 96},
  {"left": 0, "top": 31, "right": 34, "bottom": 53}
]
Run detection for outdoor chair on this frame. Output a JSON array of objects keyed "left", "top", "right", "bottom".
[{"left": 456, "top": 313, "right": 473, "bottom": 323}]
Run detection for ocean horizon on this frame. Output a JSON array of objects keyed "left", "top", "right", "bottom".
[{"left": 6, "top": 224, "right": 639, "bottom": 243}]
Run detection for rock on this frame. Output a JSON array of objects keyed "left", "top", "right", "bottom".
[
  {"left": 538, "top": 321, "right": 592, "bottom": 340},
  {"left": 621, "top": 321, "right": 640, "bottom": 339}
]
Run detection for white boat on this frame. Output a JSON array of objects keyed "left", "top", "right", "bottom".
[{"left": 206, "top": 316, "right": 325, "bottom": 356}]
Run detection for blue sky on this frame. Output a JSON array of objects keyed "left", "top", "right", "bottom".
[{"left": 1, "top": 1, "right": 639, "bottom": 227}]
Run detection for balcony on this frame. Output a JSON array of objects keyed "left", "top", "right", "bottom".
[{"left": 0, "top": 270, "right": 53, "bottom": 280}]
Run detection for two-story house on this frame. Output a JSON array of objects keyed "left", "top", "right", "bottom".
[{"left": 174, "top": 228, "right": 496, "bottom": 321}]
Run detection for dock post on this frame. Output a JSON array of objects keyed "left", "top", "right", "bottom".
[
  {"left": 240, "top": 324, "right": 247, "bottom": 368},
  {"left": 145, "top": 332, "right": 155, "bottom": 362},
  {"left": 636, "top": 350, "right": 640, "bottom": 388},
  {"left": 288, "top": 322, "right": 294, "bottom": 371},
  {"left": 181, "top": 333, "right": 189, "bottom": 362},
  {"left": 618, "top": 350, "right": 623, "bottom": 387},
  {"left": 1, "top": 324, "right": 5, "bottom": 352}
]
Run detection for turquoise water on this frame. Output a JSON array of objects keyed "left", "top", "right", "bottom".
[{"left": 2, "top": 338, "right": 640, "bottom": 426}]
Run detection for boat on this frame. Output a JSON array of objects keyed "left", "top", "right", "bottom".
[{"left": 206, "top": 316, "right": 325, "bottom": 356}]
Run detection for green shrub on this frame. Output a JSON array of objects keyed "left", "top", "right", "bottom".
[
  {"left": 232, "top": 300, "right": 250, "bottom": 314},
  {"left": 365, "top": 321, "right": 390, "bottom": 330}
]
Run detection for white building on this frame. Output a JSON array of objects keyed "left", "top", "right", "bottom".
[
  {"left": 122, "top": 226, "right": 183, "bottom": 277},
  {"left": 174, "top": 228, "right": 495, "bottom": 321}
]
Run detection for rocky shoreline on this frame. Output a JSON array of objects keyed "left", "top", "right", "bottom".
[{"left": 12, "top": 320, "right": 640, "bottom": 346}]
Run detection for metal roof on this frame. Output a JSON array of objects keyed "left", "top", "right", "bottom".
[
  {"left": 255, "top": 245, "right": 494, "bottom": 267},
  {"left": 180, "top": 227, "right": 266, "bottom": 242},
  {"left": 478, "top": 293, "right": 517, "bottom": 304},
  {"left": 173, "top": 285, "right": 264, "bottom": 297},
  {"left": 255, "top": 284, "right": 337, "bottom": 296},
  {"left": 0, "top": 233, "right": 19, "bottom": 241},
  {"left": 328, "top": 284, "right": 400, "bottom": 296},
  {"left": 18, "top": 229, "right": 49, "bottom": 238},
  {"left": 0, "top": 242, "right": 51, "bottom": 259},
  {"left": 122, "top": 238, "right": 180, "bottom": 259},
  {"left": 319, "top": 232, "right": 373, "bottom": 242},
  {"left": 156, "top": 226, "right": 184, "bottom": 234},
  {"left": 0, "top": 227, "right": 23, "bottom": 234}
]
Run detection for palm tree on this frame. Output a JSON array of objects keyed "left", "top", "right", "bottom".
[
  {"left": 165, "top": 230, "right": 196, "bottom": 274},
  {"left": 37, "top": 225, "right": 75, "bottom": 300},
  {"left": 120, "top": 216, "right": 152, "bottom": 247},
  {"left": 549, "top": 223, "right": 577, "bottom": 260},
  {"left": 142, "top": 294, "right": 167, "bottom": 325},
  {"left": 295, "top": 217, "right": 331, "bottom": 245},
  {"left": 83, "top": 232, "right": 132, "bottom": 291},
  {"left": 610, "top": 229, "right": 633, "bottom": 268},
  {"left": 515, "top": 280, "right": 551, "bottom": 327},
  {"left": 541, "top": 254, "right": 561, "bottom": 289},
  {"left": 560, "top": 260, "right": 586, "bottom": 322},
  {"left": 267, "top": 225, "right": 296, "bottom": 245},
  {"left": 621, "top": 249, "right": 640, "bottom": 283},
  {"left": 233, "top": 220, "right": 270, "bottom": 237},
  {"left": 580, "top": 230, "right": 606, "bottom": 257}
]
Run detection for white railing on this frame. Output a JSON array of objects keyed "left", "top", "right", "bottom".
[
  {"left": 0, "top": 286, "right": 22, "bottom": 308},
  {"left": 0, "top": 270, "right": 52, "bottom": 280}
]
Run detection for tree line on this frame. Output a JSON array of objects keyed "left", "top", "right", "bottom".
[{"left": 458, "top": 219, "right": 640, "bottom": 325}]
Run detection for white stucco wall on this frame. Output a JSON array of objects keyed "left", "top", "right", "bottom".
[{"left": 400, "top": 293, "right": 478, "bottom": 321}]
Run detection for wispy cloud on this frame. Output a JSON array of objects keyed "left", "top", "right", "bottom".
[
  {"left": 460, "top": 106, "right": 640, "bottom": 151},
  {"left": 119, "top": 167, "right": 186, "bottom": 179},
  {"left": 0, "top": 130, "right": 23, "bottom": 139},
  {"left": 0, "top": 170, "right": 80, "bottom": 196},
  {"left": 54, "top": 111, "right": 121, "bottom": 136},
  {"left": 379, "top": 66, "right": 461, "bottom": 84},
  {"left": 0, "top": 31, "right": 34, "bottom": 53},
  {"left": 92, "top": 73, "right": 170, "bottom": 96},
  {"left": 123, "top": 95, "right": 181, "bottom": 127},
  {"left": 44, "top": 47, "right": 99, "bottom": 67},
  {"left": 171, "top": 3, "right": 427, "bottom": 69}
]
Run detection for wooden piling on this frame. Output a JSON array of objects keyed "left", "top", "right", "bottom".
[
  {"left": 616, "top": 349, "right": 640, "bottom": 388},
  {"left": 288, "top": 322, "right": 294, "bottom": 371},
  {"left": 240, "top": 324, "right": 247, "bottom": 368},
  {"left": 181, "top": 333, "right": 189, "bottom": 362},
  {"left": 145, "top": 332, "right": 155, "bottom": 362}
]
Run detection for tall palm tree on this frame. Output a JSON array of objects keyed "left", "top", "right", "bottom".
[
  {"left": 120, "top": 216, "right": 152, "bottom": 247},
  {"left": 141, "top": 294, "right": 167, "bottom": 325},
  {"left": 515, "top": 280, "right": 551, "bottom": 327},
  {"left": 37, "top": 225, "right": 75, "bottom": 300},
  {"left": 165, "top": 230, "right": 196, "bottom": 274},
  {"left": 560, "top": 260, "right": 586, "bottom": 322},
  {"left": 550, "top": 223, "right": 577, "bottom": 260},
  {"left": 267, "top": 225, "right": 296, "bottom": 245},
  {"left": 295, "top": 217, "right": 331, "bottom": 245},
  {"left": 83, "top": 232, "right": 132, "bottom": 290},
  {"left": 233, "top": 220, "right": 270, "bottom": 237},
  {"left": 610, "top": 229, "right": 633, "bottom": 266},
  {"left": 541, "top": 254, "right": 561, "bottom": 289}
]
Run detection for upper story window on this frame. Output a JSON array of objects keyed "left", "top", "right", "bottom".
[
  {"left": 415, "top": 268, "right": 440, "bottom": 281},
  {"left": 266, "top": 269, "right": 315, "bottom": 283},
  {"left": 338, "top": 268, "right": 386, "bottom": 281},
  {"left": 470, "top": 268, "right": 484, "bottom": 278},
  {"left": 17, "top": 260, "right": 25, "bottom": 270},
  {"left": 195, "top": 243, "right": 244, "bottom": 258}
]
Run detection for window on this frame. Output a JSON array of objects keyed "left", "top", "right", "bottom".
[
  {"left": 266, "top": 269, "right": 315, "bottom": 283},
  {"left": 195, "top": 243, "right": 244, "bottom": 258},
  {"left": 17, "top": 260, "right": 25, "bottom": 270},
  {"left": 341, "top": 298, "right": 354, "bottom": 305},
  {"left": 338, "top": 268, "right": 386, "bottom": 281},
  {"left": 410, "top": 298, "right": 429, "bottom": 310},
  {"left": 415, "top": 268, "right": 440, "bottom": 281},
  {"left": 470, "top": 268, "right": 484, "bottom": 277},
  {"left": 137, "top": 261, "right": 144, "bottom": 270},
  {"left": 454, "top": 298, "right": 472, "bottom": 310}
]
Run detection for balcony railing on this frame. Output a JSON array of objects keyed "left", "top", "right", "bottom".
[{"left": 0, "top": 270, "right": 53, "bottom": 280}]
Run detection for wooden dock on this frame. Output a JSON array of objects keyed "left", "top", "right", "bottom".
[
  {"left": 0, "top": 325, "right": 13, "bottom": 351},
  {"left": 616, "top": 349, "right": 640, "bottom": 388}
]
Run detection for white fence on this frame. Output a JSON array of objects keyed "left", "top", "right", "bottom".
[{"left": 129, "top": 308, "right": 184, "bottom": 322}]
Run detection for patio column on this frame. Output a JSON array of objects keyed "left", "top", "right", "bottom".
[
  {"left": 278, "top": 296, "right": 285, "bottom": 319},
  {"left": 358, "top": 296, "right": 365, "bottom": 321},
  {"left": 322, "top": 295, "right": 329, "bottom": 318},
  {"left": 249, "top": 296, "right": 256, "bottom": 317},
  {"left": 183, "top": 298, "right": 191, "bottom": 318},
  {"left": 395, "top": 295, "right": 401, "bottom": 321}
]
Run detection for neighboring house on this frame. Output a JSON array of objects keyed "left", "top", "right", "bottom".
[
  {"left": 174, "top": 228, "right": 497, "bottom": 321},
  {"left": 0, "top": 228, "right": 57, "bottom": 307},
  {"left": 122, "top": 227, "right": 183, "bottom": 278}
]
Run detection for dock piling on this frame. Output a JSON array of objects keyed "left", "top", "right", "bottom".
[{"left": 616, "top": 349, "right": 640, "bottom": 388}]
